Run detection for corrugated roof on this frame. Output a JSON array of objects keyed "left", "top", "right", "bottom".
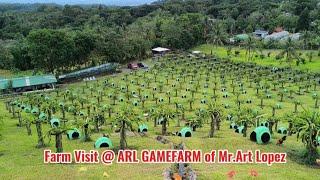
[
  {"left": 59, "top": 63, "right": 118, "bottom": 80},
  {"left": 11, "top": 75, "right": 57, "bottom": 88},
  {"left": 0, "top": 79, "right": 9, "bottom": 90}
]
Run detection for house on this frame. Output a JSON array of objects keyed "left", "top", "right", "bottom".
[
  {"left": 253, "top": 30, "right": 268, "bottom": 38},
  {"left": 264, "top": 31, "right": 289, "bottom": 41},
  {"left": 152, "top": 47, "right": 170, "bottom": 56}
]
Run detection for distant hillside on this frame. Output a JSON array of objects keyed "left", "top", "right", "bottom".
[{"left": 0, "top": 0, "right": 156, "bottom": 6}]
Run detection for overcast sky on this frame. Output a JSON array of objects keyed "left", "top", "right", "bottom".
[{"left": 0, "top": 0, "right": 155, "bottom": 6}]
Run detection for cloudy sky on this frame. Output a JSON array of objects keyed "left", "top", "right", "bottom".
[{"left": 0, "top": 0, "right": 156, "bottom": 6}]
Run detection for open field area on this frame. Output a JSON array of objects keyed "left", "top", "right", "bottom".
[
  {"left": 193, "top": 45, "right": 320, "bottom": 73},
  {"left": 1, "top": 54, "right": 319, "bottom": 179}
]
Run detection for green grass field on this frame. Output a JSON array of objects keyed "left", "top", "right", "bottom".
[
  {"left": 193, "top": 45, "right": 320, "bottom": 73},
  {"left": 0, "top": 51, "right": 320, "bottom": 179}
]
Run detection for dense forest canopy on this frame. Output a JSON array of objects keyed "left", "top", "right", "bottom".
[{"left": 0, "top": 0, "right": 319, "bottom": 73}]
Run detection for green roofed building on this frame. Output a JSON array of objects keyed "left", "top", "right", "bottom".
[
  {"left": 58, "top": 63, "right": 118, "bottom": 82},
  {"left": 234, "top": 34, "right": 249, "bottom": 42},
  {"left": 0, "top": 78, "right": 10, "bottom": 91},
  {"left": 1, "top": 75, "right": 57, "bottom": 93}
]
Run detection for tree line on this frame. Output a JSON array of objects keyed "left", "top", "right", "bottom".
[{"left": 0, "top": 0, "right": 319, "bottom": 73}]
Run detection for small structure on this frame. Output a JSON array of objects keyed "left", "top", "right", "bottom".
[
  {"left": 67, "top": 128, "right": 81, "bottom": 140},
  {"left": 178, "top": 127, "right": 192, "bottom": 137},
  {"left": 234, "top": 34, "right": 249, "bottom": 42},
  {"left": 277, "top": 127, "right": 288, "bottom": 135},
  {"left": 250, "top": 126, "right": 271, "bottom": 144},
  {"left": 253, "top": 30, "right": 268, "bottom": 38},
  {"left": 235, "top": 126, "right": 244, "bottom": 134},
  {"left": 138, "top": 124, "right": 148, "bottom": 133},
  {"left": 94, "top": 137, "right": 113, "bottom": 148},
  {"left": 50, "top": 118, "right": 60, "bottom": 128},
  {"left": 152, "top": 47, "right": 170, "bottom": 56}
]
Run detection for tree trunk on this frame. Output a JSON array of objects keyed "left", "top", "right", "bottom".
[
  {"left": 83, "top": 123, "right": 90, "bottom": 142},
  {"left": 243, "top": 122, "right": 247, "bottom": 137},
  {"left": 26, "top": 122, "right": 32, "bottom": 136},
  {"left": 209, "top": 114, "right": 215, "bottom": 138},
  {"left": 18, "top": 112, "right": 22, "bottom": 127},
  {"left": 120, "top": 120, "right": 126, "bottom": 150},
  {"left": 35, "top": 121, "right": 45, "bottom": 148},
  {"left": 162, "top": 118, "right": 167, "bottom": 136},
  {"left": 94, "top": 118, "right": 99, "bottom": 133},
  {"left": 55, "top": 133, "right": 63, "bottom": 153},
  {"left": 154, "top": 117, "right": 157, "bottom": 127}
]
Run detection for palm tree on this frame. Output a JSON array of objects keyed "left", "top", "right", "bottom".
[
  {"left": 207, "top": 20, "right": 227, "bottom": 46},
  {"left": 244, "top": 36, "right": 256, "bottom": 61},
  {"left": 294, "top": 110, "right": 320, "bottom": 164},
  {"left": 277, "top": 38, "right": 300, "bottom": 65}
]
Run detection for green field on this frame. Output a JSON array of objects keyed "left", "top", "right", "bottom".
[
  {"left": 0, "top": 53, "right": 320, "bottom": 179},
  {"left": 193, "top": 45, "right": 320, "bottom": 73}
]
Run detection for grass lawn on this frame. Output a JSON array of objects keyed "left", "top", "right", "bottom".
[
  {"left": 193, "top": 44, "right": 320, "bottom": 73},
  {"left": 0, "top": 54, "right": 320, "bottom": 179}
]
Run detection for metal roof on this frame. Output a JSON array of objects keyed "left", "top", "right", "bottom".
[
  {"left": 11, "top": 75, "right": 57, "bottom": 88},
  {"left": 0, "top": 79, "right": 9, "bottom": 90},
  {"left": 58, "top": 63, "right": 118, "bottom": 80},
  {"left": 152, "top": 47, "right": 170, "bottom": 52}
]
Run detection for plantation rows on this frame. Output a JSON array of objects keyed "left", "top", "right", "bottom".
[{"left": 3, "top": 54, "right": 320, "bottom": 164}]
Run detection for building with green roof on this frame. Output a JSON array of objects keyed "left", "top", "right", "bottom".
[{"left": 1, "top": 75, "right": 57, "bottom": 93}]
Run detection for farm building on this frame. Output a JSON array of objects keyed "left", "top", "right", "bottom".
[
  {"left": 58, "top": 63, "right": 119, "bottom": 82},
  {"left": 0, "top": 78, "right": 10, "bottom": 92},
  {"left": 234, "top": 34, "right": 249, "bottom": 42},
  {"left": 152, "top": 47, "right": 170, "bottom": 56},
  {"left": 264, "top": 31, "right": 289, "bottom": 41},
  {"left": 253, "top": 30, "right": 268, "bottom": 38},
  {"left": 1, "top": 75, "right": 57, "bottom": 93}
]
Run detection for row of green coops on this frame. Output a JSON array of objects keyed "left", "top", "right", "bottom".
[{"left": 3, "top": 53, "right": 320, "bottom": 168}]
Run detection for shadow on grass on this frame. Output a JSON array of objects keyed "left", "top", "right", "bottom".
[{"left": 286, "top": 148, "right": 320, "bottom": 168}]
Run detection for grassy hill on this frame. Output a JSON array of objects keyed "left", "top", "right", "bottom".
[{"left": 193, "top": 45, "right": 320, "bottom": 73}]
